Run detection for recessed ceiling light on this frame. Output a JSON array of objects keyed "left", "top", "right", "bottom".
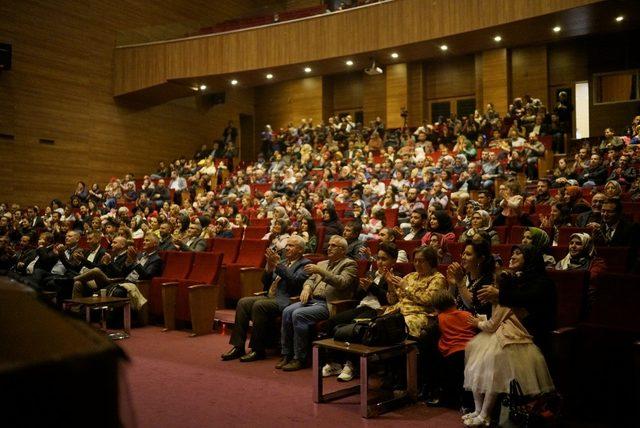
[
  {"left": 493, "top": 35, "right": 502, "bottom": 42},
  {"left": 304, "top": 67, "right": 312, "bottom": 73},
  {"left": 266, "top": 73, "right": 273, "bottom": 79},
  {"left": 390, "top": 52, "right": 399, "bottom": 59},
  {"left": 199, "top": 84, "right": 207, "bottom": 90},
  {"left": 440, "top": 44, "right": 448, "bottom": 51},
  {"left": 191, "top": 86, "right": 199, "bottom": 91},
  {"left": 553, "top": 26, "right": 561, "bottom": 33},
  {"left": 616, "top": 16, "right": 624, "bottom": 22},
  {"left": 345, "top": 60, "right": 354, "bottom": 66},
  {"left": 230, "top": 79, "right": 238, "bottom": 85}
]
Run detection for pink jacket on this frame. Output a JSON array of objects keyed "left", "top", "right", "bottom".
[{"left": 478, "top": 304, "right": 533, "bottom": 347}]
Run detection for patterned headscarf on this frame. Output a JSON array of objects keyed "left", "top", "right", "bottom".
[
  {"left": 555, "top": 233, "right": 595, "bottom": 270},
  {"left": 525, "top": 227, "right": 551, "bottom": 252}
]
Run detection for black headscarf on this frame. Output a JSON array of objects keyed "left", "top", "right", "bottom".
[{"left": 511, "top": 244, "right": 546, "bottom": 277}]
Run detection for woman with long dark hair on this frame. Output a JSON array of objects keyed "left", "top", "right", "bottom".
[{"left": 446, "top": 239, "right": 496, "bottom": 318}]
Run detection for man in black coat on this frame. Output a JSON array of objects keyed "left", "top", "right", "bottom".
[
  {"left": 593, "top": 198, "right": 640, "bottom": 248},
  {"left": 575, "top": 192, "right": 606, "bottom": 228},
  {"left": 221, "top": 236, "right": 310, "bottom": 362}
]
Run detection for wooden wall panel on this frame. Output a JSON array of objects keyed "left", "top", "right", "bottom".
[
  {"left": 362, "top": 73, "right": 386, "bottom": 126},
  {"left": 386, "top": 63, "right": 408, "bottom": 129},
  {"left": 481, "top": 49, "right": 509, "bottom": 116},
  {"left": 115, "top": 0, "right": 599, "bottom": 95},
  {"left": 331, "top": 72, "right": 363, "bottom": 112},
  {"left": 510, "top": 46, "right": 548, "bottom": 107},
  {"left": 407, "top": 62, "right": 424, "bottom": 126},
  {"left": 425, "top": 55, "right": 475, "bottom": 100},
  {"left": 0, "top": 0, "right": 255, "bottom": 206},
  {"left": 254, "top": 77, "right": 323, "bottom": 134}
]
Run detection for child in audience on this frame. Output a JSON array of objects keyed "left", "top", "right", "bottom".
[
  {"left": 462, "top": 271, "right": 555, "bottom": 427},
  {"left": 432, "top": 289, "right": 476, "bottom": 411}
]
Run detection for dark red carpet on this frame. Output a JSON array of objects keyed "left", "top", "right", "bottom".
[{"left": 117, "top": 326, "right": 462, "bottom": 427}]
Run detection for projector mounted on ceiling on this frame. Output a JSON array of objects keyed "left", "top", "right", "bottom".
[{"left": 364, "top": 58, "right": 383, "bottom": 76}]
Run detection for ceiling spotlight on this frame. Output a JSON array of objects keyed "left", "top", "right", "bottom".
[
  {"left": 493, "top": 35, "right": 502, "bottom": 42},
  {"left": 345, "top": 60, "right": 354, "bottom": 66},
  {"left": 390, "top": 52, "right": 399, "bottom": 59},
  {"left": 266, "top": 73, "right": 273, "bottom": 79},
  {"left": 199, "top": 84, "right": 207, "bottom": 90},
  {"left": 191, "top": 86, "right": 199, "bottom": 91},
  {"left": 615, "top": 16, "right": 624, "bottom": 22},
  {"left": 304, "top": 67, "right": 312, "bottom": 73},
  {"left": 440, "top": 44, "right": 448, "bottom": 51},
  {"left": 230, "top": 79, "right": 238, "bottom": 85},
  {"left": 553, "top": 26, "right": 561, "bottom": 33}
]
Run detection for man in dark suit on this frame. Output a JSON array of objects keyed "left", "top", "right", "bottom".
[
  {"left": 158, "top": 222, "right": 175, "bottom": 251},
  {"left": 222, "top": 235, "right": 310, "bottom": 362},
  {"left": 174, "top": 223, "right": 207, "bottom": 252},
  {"left": 575, "top": 192, "right": 606, "bottom": 228},
  {"left": 19, "top": 232, "right": 56, "bottom": 288},
  {"left": 122, "top": 233, "right": 164, "bottom": 282},
  {"left": 8, "top": 234, "right": 36, "bottom": 278},
  {"left": 37, "top": 230, "right": 83, "bottom": 298},
  {"left": 593, "top": 198, "right": 640, "bottom": 248}
]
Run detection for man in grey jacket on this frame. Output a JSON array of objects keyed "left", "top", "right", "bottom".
[{"left": 278, "top": 235, "right": 358, "bottom": 371}]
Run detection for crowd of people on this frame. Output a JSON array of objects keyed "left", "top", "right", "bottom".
[{"left": 2, "top": 95, "right": 640, "bottom": 426}]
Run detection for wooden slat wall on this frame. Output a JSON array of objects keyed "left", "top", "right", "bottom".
[
  {"left": 254, "top": 77, "right": 323, "bottom": 134},
  {"left": 362, "top": 73, "right": 387, "bottom": 127},
  {"left": 0, "top": 0, "right": 255, "bottom": 206},
  {"left": 331, "top": 72, "right": 363, "bottom": 112},
  {"left": 386, "top": 64, "right": 408, "bottom": 129},
  {"left": 407, "top": 62, "right": 425, "bottom": 127},
  {"left": 481, "top": 48, "right": 510, "bottom": 115},
  {"left": 425, "top": 55, "right": 476, "bottom": 100},
  {"left": 114, "top": 0, "right": 600, "bottom": 96},
  {"left": 510, "top": 46, "right": 548, "bottom": 107}
]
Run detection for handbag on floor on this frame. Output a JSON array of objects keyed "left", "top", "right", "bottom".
[{"left": 503, "top": 379, "right": 562, "bottom": 427}]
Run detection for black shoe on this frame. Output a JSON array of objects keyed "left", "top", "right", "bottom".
[
  {"left": 221, "top": 347, "right": 245, "bottom": 361},
  {"left": 239, "top": 350, "right": 266, "bottom": 362}
]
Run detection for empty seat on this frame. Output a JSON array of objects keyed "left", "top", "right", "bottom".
[
  {"left": 149, "top": 251, "right": 194, "bottom": 318},
  {"left": 209, "top": 238, "right": 241, "bottom": 265},
  {"left": 548, "top": 269, "right": 589, "bottom": 328},
  {"left": 595, "top": 246, "right": 631, "bottom": 273},
  {"left": 243, "top": 226, "right": 269, "bottom": 240},
  {"left": 223, "top": 239, "right": 270, "bottom": 302}
]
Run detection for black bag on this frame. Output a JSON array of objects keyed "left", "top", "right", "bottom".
[
  {"left": 504, "top": 379, "right": 562, "bottom": 427},
  {"left": 361, "top": 312, "right": 407, "bottom": 347},
  {"left": 333, "top": 322, "right": 368, "bottom": 343},
  {"left": 106, "top": 284, "right": 128, "bottom": 298}
]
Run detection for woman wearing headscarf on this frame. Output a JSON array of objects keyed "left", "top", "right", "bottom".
[
  {"left": 478, "top": 245, "right": 557, "bottom": 355},
  {"left": 563, "top": 186, "right": 590, "bottom": 214},
  {"left": 603, "top": 180, "right": 622, "bottom": 199},
  {"left": 321, "top": 207, "right": 343, "bottom": 251},
  {"left": 421, "top": 210, "right": 456, "bottom": 246},
  {"left": 458, "top": 209, "right": 500, "bottom": 245},
  {"left": 555, "top": 233, "right": 606, "bottom": 304},
  {"left": 521, "top": 227, "right": 556, "bottom": 267}
]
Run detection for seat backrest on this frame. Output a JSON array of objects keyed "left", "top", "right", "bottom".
[
  {"left": 366, "top": 239, "right": 380, "bottom": 256},
  {"left": 493, "top": 226, "right": 509, "bottom": 244},
  {"left": 589, "top": 273, "right": 640, "bottom": 330},
  {"left": 248, "top": 218, "right": 270, "bottom": 227},
  {"left": 384, "top": 208, "right": 399, "bottom": 227},
  {"left": 187, "top": 252, "right": 224, "bottom": 284},
  {"left": 243, "top": 226, "right": 269, "bottom": 239},
  {"left": 492, "top": 244, "right": 514, "bottom": 264},
  {"left": 396, "top": 240, "right": 422, "bottom": 261},
  {"left": 231, "top": 227, "right": 243, "bottom": 239},
  {"left": 595, "top": 246, "right": 630, "bottom": 273},
  {"left": 557, "top": 227, "right": 591, "bottom": 246},
  {"left": 448, "top": 242, "right": 465, "bottom": 262},
  {"left": 315, "top": 226, "right": 326, "bottom": 254},
  {"left": 210, "top": 238, "right": 241, "bottom": 265},
  {"left": 356, "top": 259, "right": 370, "bottom": 278},
  {"left": 162, "top": 251, "right": 194, "bottom": 279},
  {"left": 235, "top": 239, "right": 269, "bottom": 266},
  {"left": 394, "top": 262, "right": 415, "bottom": 277},
  {"left": 548, "top": 269, "right": 589, "bottom": 328}
]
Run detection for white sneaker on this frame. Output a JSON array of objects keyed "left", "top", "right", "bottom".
[
  {"left": 322, "top": 362, "right": 342, "bottom": 377},
  {"left": 337, "top": 361, "right": 354, "bottom": 382}
]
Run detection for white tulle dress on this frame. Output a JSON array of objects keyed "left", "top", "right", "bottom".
[{"left": 464, "top": 304, "right": 555, "bottom": 395}]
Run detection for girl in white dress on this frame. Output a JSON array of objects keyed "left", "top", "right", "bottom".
[{"left": 462, "top": 267, "right": 555, "bottom": 426}]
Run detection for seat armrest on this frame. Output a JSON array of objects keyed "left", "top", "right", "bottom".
[
  {"left": 253, "top": 291, "right": 267, "bottom": 297},
  {"left": 188, "top": 284, "right": 210, "bottom": 291},
  {"left": 328, "top": 299, "right": 359, "bottom": 317},
  {"left": 161, "top": 282, "right": 179, "bottom": 288}
]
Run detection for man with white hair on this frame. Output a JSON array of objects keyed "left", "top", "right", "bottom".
[
  {"left": 221, "top": 235, "right": 311, "bottom": 362},
  {"left": 278, "top": 235, "right": 358, "bottom": 371}
]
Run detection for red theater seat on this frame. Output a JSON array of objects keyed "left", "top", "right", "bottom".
[
  {"left": 149, "top": 251, "right": 194, "bottom": 318},
  {"left": 548, "top": 269, "right": 589, "bottom": 328},
  {"left": 223, "top": 239, "right": 269, "bottom": 302},
  {"left": 557, "top": 227, "right": 591, "bottom": 246},
  {"left": 243, "top": 226, "right": 269, "bottom": 240},
  {"left": 209, "top": 238, "right": 241, "bottom": 265}
]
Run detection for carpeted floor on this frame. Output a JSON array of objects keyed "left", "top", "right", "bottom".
[{"left": 117, "top": 326, "right": 463, "bottom": 428}]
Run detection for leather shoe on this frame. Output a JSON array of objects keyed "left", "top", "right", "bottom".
[
  {"left": 282, "top": 359, "right": 306, "bottom": 371},
  {"left": 275, "top": 356, "right": 291, "bottom": 369},
  {"left": 239, "top": 351, "right": 265, "bottom": 362},
  {"left": 221, "top": 347, "right": 245, "bottom": 361}
]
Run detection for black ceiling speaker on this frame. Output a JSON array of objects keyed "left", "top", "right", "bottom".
[{"left": 0, "top": 43, "right": 11, "bottom": 71}]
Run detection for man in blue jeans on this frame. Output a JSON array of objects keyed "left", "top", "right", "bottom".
[{"left": 278, "top": 235, "right": 358, "bottom": 371}]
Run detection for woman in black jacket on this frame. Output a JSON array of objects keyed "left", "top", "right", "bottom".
[{"left": 478, "top": 244, "right": 556, "bottom": 355}]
